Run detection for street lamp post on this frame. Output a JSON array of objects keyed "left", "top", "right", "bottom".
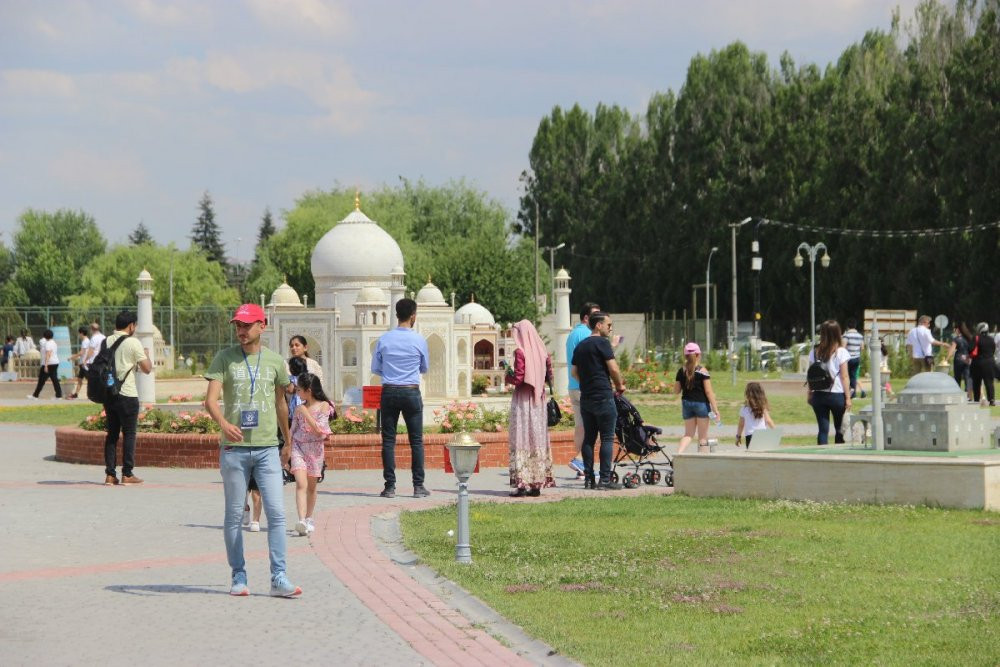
[
  {"left": 793, "top": 242, "right": 831, "bottom": 348},
  {"left": 728, "top": 217, "right": 753, "bottom": 384},
  {"left": 706, "top": 246, "right": 719, "bottom": 353},
  {"left": 542, "top": 242, "right": 565, "bottom": 314}
]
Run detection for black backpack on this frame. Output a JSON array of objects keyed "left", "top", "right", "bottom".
[
  {"left": 86, "top": 336, "right": 134, "bottom": 404},
  {"left": 806, "top": 352, "right": 834, "bottom": 391}
]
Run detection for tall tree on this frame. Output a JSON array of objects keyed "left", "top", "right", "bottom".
[
  {"left": 191, "top": 191, "right": 227, "bottom": 265},
  {"left": 11, "top": 208, "right": 107, "bottom": 307},
  {"left": 257, "top": 207, "right": 276, "bottom": 250},
  {"left": 129, "top": 221, "right": 154, "bottom": 246}
]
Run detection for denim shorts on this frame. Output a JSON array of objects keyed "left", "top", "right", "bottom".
[{"left": 681, "top": 399, "right": 710, "bottom": 420}]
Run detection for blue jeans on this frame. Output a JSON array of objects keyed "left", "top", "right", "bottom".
[
  {"left": 811, "top": 391, "right": 846, "bottom": 445},
  {"left": 580, "top": 396, "right": 616, "bottom": 482},
  {"left": 220, "top": 446, "right": 286, "bottom": 578},
  {"left": 847, "top": 357, "right": 860, "bottom": 397},
  {"left": 380, "top": 386, "right": 424, "bottom": 486}
]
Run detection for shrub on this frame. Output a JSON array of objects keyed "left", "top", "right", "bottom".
[
  {"left": 80, "top": 407, "right": 220, "bottom": 434},
  {"left": 621, "top": 365, "right": 673, "bottom": 394},
  {"left": 330, "top": 406, "right": 379, "bottom": 434},
  {"left": 471, "top": 375, "right": 490, "bottom": 395},
  {"left": 433, "top": 400, "right": 509, "bottom": 433}
]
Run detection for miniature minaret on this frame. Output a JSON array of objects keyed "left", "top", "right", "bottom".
[
  {"left": 553, "top": 268, "right": 572, "bottom": 395},
  {"left": 135, "top": 269, "right": 156, "bottom": 404}
]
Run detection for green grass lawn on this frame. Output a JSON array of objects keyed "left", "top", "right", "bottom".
[
  {"left": 401, "top": 496, "right": 1000, "bottom": 666},
  {"left": 0, "top": 403, "right": 98, "bottom": 426}
]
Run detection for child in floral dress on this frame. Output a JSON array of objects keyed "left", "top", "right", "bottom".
[{"left": 290, "top": 372, "right": 336, "bottom": 536}]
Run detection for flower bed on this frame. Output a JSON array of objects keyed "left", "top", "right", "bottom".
[{"left": 53, "top": 427, "right": 577, "bottom": 471}]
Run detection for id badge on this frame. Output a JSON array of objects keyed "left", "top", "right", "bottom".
[{"left": 240, "top": 409, "right": 259, "bottom": 429}]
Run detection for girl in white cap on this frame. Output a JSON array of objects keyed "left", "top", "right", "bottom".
[{"left": 673, "top": 342, "right": 720, "bottom": 453}]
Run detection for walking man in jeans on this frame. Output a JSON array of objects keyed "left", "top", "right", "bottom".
[
  {"left": 571, "top": 311, "right": 626, "bottom": 490},
  {"left": 204, "top": 303, "right": 300, "bottom": 598},
  {"left": 566, "top": 302, "right": 600, "bottom": 479},
  {"left": 102, "top": 312, "right": 151, "bottom": 485},
  {"left": 372, "top": 297, "right": 430, "bottom": 499}
]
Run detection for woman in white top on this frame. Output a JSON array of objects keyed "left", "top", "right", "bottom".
[
  {"left": 807, "top": 319, "right": 852, "bottom": 444},
  {"left": 288, "top": 335, "right": 323, "bottom": 381},
  {"left": 29, "top": 329, "right": 62, "bottom": 399}
]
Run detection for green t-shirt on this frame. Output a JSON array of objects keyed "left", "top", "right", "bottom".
[{"left": 204, "top": 345, "right": 289, "bottom": 446}]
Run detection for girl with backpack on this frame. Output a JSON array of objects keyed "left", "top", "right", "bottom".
[
  {"left": 289, "top": 372, "right": 336, "bottom": 537},
  {"left": 806, "top": 320, "right": 852, "bottom": 444},
  {"left": 673, "top": 342, "right": 721, "bottom": 454}
]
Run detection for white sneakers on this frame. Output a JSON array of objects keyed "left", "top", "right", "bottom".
[
  {"left": 248, "top": 521, "right": 260, "bottom": 532},
  {"left": 306, "top": 518, "right": 315, "bottom": 535},
  {"left": 294, "top": 518, "right": 315, "bottom": 536}
]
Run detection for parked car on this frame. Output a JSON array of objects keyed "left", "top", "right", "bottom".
[{"left": 760, "top": 346, "right": 794, "bottom": 371}]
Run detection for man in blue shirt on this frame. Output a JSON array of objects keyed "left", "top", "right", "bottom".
[
  {"left": 372, "top": 298, "right": 430, "bottom": 498},
  {"left": 566, "top": 302, "right": 600, "bottom": 478}
]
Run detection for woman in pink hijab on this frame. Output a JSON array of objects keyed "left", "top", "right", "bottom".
[{"left": 508, "top": 319, "right": 556, "bottom": 497}]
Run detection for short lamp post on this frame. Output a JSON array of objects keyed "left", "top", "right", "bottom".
[
  {"left": 445, "top": 432, "right": 482, "bottom": 564},
  {"left": 793, "top": 242, "right": 830, "bottom": 348}
]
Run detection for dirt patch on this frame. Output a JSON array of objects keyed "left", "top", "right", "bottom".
[
  {"left": 712, "top": 579, "right": 747, "bottom": 592},
  {"left": 559, "top": 581, "right": 605, "bottom": 592},
  {"left": 504, "top": 583, "right": 542, "bottom": 594},
  {"left": 711, "top": 603, "right": 744, "bottom": 615},
  {"left": 672, "top": 592, "right": 716, "bottom": 604},
  {"left": 971, "top": 519, "right": 1000, "bottom": 526}
]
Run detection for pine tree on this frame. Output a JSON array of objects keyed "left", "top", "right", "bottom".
[
  {"left": 257, "top": 207, "right": 276, "bottom": 250},
  {"left": 190, "top": 191, "right": 227, "bottom": 265},
  {"left": 128, "top": 221, "right": 154, "bottom": 245}
]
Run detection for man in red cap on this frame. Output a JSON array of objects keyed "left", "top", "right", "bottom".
[{"left": 204, "top": 303, "right": 300, "bottom": 597}]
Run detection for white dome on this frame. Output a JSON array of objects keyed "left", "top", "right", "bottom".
[
  {"left": 555, "top": 267, "right": 570, "bottom": 279},
  {"left": 269, "top": 282, "right": 303, "bottom": 307},
  {"left": 454, "top": 300, "right": 495, "bottom": 326},
  {"left": 137, "top": 268, "right": 152, "bottom": 282},
  {"left": 311, "top": 207, "right": 404, "bottom": 282},
  {"left": 355, "top": 285, "right": 388, "bottom": 304},
  {"left": 416, "top": 282, "right": 447, "bottom": 305}
]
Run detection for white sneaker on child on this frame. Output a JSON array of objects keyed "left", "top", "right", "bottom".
[
  {"left": 305, "top": 518, "right": 315, "bottom": 535},
  {"left": 248, "top": 521, "right": 260, "bottom": 532},
  {"left": 294, "top": 519, "right": 308, "bottom": 536}
]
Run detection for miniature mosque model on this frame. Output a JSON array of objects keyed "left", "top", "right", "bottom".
[{"left": 261, "top": 195, "right": 574, "bottom": 403}]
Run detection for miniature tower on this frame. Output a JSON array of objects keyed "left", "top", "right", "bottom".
[
  {"left": 553, "top": 268, "right": 572, "bottom": 395},
  {"left": 135, "top": 269, "right": 155, "bottom": 404}
]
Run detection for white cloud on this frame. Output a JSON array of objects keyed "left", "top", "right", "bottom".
[
  {"left": 0, "top": 69, "right": 78, "bottom": 97},
  {"left": 125, "top": 0, "right": 213, "bottom": 27},
  {"left": 245, "top": 0, "right": 349, "bottom": 36}
]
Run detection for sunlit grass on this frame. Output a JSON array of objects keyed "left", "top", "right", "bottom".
[{"left": 402, "top": 495, "right": 1000, "bottom": 666}]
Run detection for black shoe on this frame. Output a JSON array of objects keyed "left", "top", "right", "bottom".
[
  {"left": 509, "top": 488, "right": 527, "bottom": 497},
  {"left": 527, "top": 488, "right": 541, "bottom": 497},
  {"left": 413, "top": 485, "right": 430, "bottom": 497},
  {"left": 380, "top": 485, "right": 396, "bottom": 498},
  {"left": 583, "top": 476, "right": 596, "bottom": 490},
  {"left": 596, "top": 479, "right": 623, "bottom": 491}
]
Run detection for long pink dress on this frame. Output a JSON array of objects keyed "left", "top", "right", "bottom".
[
  {"left": 508, "top": 348, "right": 556, "bottom": 491},
  {"left": 290, "top": 402, "right": 333, "bottom": 477}
]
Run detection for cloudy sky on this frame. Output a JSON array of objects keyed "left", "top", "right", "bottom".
[{"left": 0, "top": 0, "right": 919, "bottom": 258}]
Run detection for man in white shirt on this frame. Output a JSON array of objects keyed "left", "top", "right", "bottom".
[
  {"left": 905, "top": 315, "right": 947, "bottom": 374},
  {"left": 88, "top": 322, "right": 106, "bottom": 364},
  {"left": 843, "top": 319, "right": 865, "bottom": 398},
  {"left": 66, "top": 326, "right": 91, "bottom": 399}
]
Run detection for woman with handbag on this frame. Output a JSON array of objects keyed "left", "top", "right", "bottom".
[
  {"left": 970, "top": 322, "right": 996, "bottom": 406},
  {"left": 507, "top": 319, "right": 556, "bottom": 497}
]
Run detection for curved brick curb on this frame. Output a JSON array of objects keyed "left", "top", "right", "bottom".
[{"left": 54, "top": 427, "right": 576, "bottom": 471}]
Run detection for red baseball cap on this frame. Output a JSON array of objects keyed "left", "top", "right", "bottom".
[{"left": 231, "top": 303, "right": 266, "bottom": 324}]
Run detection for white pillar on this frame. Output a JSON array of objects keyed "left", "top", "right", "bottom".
[
  {"left": 135, "top": 269, "right": 155, "bottom": 405},
  {"left": 553, "top": 268, "right": 572, "bottom": 395}
]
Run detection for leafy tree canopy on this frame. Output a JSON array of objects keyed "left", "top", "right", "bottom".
[{"left": 12, "top": 208, "right": 107, "bottom": 306}]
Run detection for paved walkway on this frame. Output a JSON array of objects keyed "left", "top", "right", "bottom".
[{"left": 0, "top": 422, "right": 673, "bottom": 666}]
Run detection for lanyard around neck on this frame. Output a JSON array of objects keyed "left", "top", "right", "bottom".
[{"left": 242, "top": 350, "right": 262, "bottom": 396}]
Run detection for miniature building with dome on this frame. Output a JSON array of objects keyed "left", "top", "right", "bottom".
[
  {"left": 883, "top": 371, "right": 994, "bottom": 451},
  {"left": 262, "top": 196, "right": 514, "bottom": 402}
]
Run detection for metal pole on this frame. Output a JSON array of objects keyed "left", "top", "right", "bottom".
[
  {"left": 169, "top": 253, "right": 175, "bottom": 351},
  {"left": 809, "top": 250, "right": 816, "bottom": 349},
  {"left": 706, "top": 247, "right": 718, "bottom": 353},
  {"left": 455, "top": 480, "right": 472, "bottom": 563},
  {"left": 869, "top": 319, "right": 884, "bottom": 450},
  {"left": 549, "top": 247, "right": 555, "bottom": 314},
  {"left": 534, "top": 202, "right": 539, "bottom": 313},
  {"left": 730, "top": 223, "right": 738, "bottom": 384}
]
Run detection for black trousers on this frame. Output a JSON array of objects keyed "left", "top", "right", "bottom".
[
  {"left": 380, "top": 386, "right": 424, "bottom": 487},
  {"left": 104, "top": 395, "right": 140, "bottom": 477},
  {"left": 33, "top": 364, "right": 62, "bottom": 398},
  {"left": 970, "top": 361, "right": 996, "bottom": 405}
]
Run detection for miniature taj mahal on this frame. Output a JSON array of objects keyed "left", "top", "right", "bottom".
[{"left": 261, "top": 195, "right": 575, "bottom": 404}]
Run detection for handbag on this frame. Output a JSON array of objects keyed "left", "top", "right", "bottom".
[{"left": 546, "top": 381, "right": 562, "bottom": 427}]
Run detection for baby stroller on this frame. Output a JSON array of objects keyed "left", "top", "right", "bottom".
[{"left": 610, "top": 394, "right": 674, "bottom": 488}]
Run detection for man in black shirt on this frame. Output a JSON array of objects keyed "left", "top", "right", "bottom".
[{"left": 571, "top": 311, "right": 626, "bottom": 490}]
